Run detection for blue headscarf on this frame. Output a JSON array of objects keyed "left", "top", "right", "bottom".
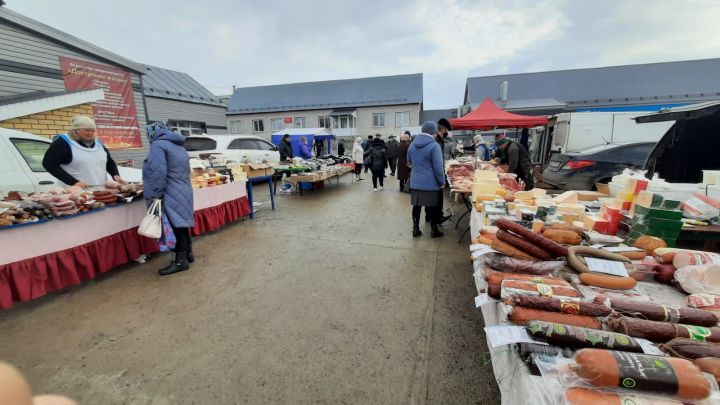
[{"left": 146, "top": 121, "right": 169, "bottom": 143}]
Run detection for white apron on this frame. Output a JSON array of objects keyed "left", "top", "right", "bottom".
[{"left": 58, "top": 134, "right": 108, "bottom": 187}]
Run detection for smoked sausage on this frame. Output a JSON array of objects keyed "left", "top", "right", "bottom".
[
  {"left": 611, "top": 299, "right": 719, "bottom": 327},
  {"left": 495, "top": 218, "right": 568, "bottom": 257},
  {"left": 496, "top": 229, "right": 552, "bottom": 261},
  {"left": 526, "top": 320, "right": 640, "bottom": 351},
  {"left": 660, "top": 338, "right": 720, "bottom": 360},
  {"left": 510, "top": 295, "right": 610, "bottom": 317},
  {"left": 509, "top": 307, "right": 601, "bottom": 329},
  {"left": 609, "top": 316, "right": 720, "bottom": 343}
]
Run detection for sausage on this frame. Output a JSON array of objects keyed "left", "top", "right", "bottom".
[
  {"left": 693, "top": 358, "right": 720, "bottom": 385},
  {"left": 616, "top": 250, "right": 648, "bottom": 260},
  {"left": 542, "top": 229, "right": 582, "bottom": 245},
  {"left": 573, "top": 348, "right": 711, "bottom": 401},
  {"left": 488, "top": 255, "right": 566, "bottom": 276},
  {"left": 510, "top": 295, "right": 610, "bottom": 317},
  {"left": 610, "top": 299, "right": 719, "bottom": 327},
  {"left": 526, "top": 320, "right": 641, "bottom": 351},
  {"left": 565, "top": 387, "right": 683, "bottom": 405},
  {"left": 491, "top": 238, "right": 539, "bottom": 261},
  {"left": 579, "top": 273, "right": 637, "bottom": 290},
  {"left": 567, "top": 246, "right": 631, "bottom": 274},
  {"left": 495, "top": 218, "right": 568, "bottom": 257},
  {"left": 509, "top": 307, "right": 601, "bottom": 329},
  {"left": 660, "top": 338, "right": 720, "bottom": 360},
  {"left": 609, "top": 316, "right": 720, "bottom": 343},
  {"left": 501, "top": 280, "right": 581, "bottom": 299},
  {"left": 496, "top": 229, "right": 552, "bottom": 261},
  {"left": 484, "top": 269, "right": 570, "bottom": 287}
]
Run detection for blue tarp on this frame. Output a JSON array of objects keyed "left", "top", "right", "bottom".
[{"left": 271, "top": 132, "right": 336, "bottom": 157}]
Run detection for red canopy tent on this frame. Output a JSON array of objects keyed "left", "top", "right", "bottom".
[{"left": 449, "top": 97, "right": 548, "bottom": 130}]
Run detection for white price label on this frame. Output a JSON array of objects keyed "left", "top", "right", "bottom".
[
  {"left": 474, "top": 294, "right": 495, "bottom": 308},
  {"left": 636, "top": 338, "right": 665, "bottom": 356},
  {"left": 585, "top": 257, "right": 629, "bottom": 277},
  {"left": 604, "top": 246, "right": 644, "bottom": 253},
  {"left": 484, "top": 325, "right": 548, "bottom": 348}
]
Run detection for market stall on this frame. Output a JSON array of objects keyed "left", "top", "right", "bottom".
[
  {"left": 464, "top": 165, "right": 720, "bottom": 404},
  {"left": 274, "top": 158, "right": 353, "bottom": 195},
  {"left": 0, "top": 180, "right": 250, "bottom": 309}
]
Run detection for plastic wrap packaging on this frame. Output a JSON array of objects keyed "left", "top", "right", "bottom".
[
  {"left": 489, "top": 255, "right": 566, "bottom": 276},
  {"left": 688, "top": 293, "right": 720, "bottom": 315},
  {"left": 500, "top": 280, "right": 582, "bottom": 301},
  {"left": 509, "top": 307, "right": 601, "bottom": 329},
  {"left": 660, "top": 338, "right": 720, "bottom": 360},
  {"left": 683, "top": 193, "right": 720, "bottom": 221},
  {"left": 510, "top": 295, "right": 610, "bottom": 317},
  {"left": 526, "top": 320, "right": 642, "bottom": 352},
  {"left": 674, "top": 265, "right": 720, "bottom": 295},
  {"left": 564, "top": 387, "right": 684, "bottom": 405},
  {"left": 560, "top": 348, "right": 712, "bottom": 402},
  {"left": 610, "top": 299, "right": 719, "bottom": 327}
]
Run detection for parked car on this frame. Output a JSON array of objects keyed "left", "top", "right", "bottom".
[
  {"left": 184, "top": 134, "right": 280, "bottom": 163},
  {"left": 0, "top": 128, "right": 141, "bottom": 193},
  {"left": 542, "top": 142, "right": 655, "bottom": 191}
]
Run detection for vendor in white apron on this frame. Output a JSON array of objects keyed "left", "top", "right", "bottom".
[{"left": 42, "top": 115, "right": 125, "bottom": 188}]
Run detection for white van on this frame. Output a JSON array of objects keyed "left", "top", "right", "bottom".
[{"left": 0, "top": 127, "right": 142, "bottom": 193}]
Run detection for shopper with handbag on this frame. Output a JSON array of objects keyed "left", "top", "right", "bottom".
[{"left": 143, "top": 122, "right": 195, "bottom": 276}]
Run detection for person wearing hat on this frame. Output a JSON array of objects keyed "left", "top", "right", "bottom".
[
  {"left": 386, "top": 134, "right": 399, "bottom": 176},
  {"left": 42, "top": 115, "right": 125, "bottom": 188},
  {"left": 494, "top": 133, "right": 534, "bottom": 189},
  {"left": 407, "top": 121, "right": 446, "bottom": 238}
]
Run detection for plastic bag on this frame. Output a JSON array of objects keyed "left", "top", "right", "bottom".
[
  {"left": 157, "top": 214, "right": 176, "bottom": 252},
  {"left": 559, "top": 348, "right": 712, "bottom": 402},
  {"left": 489, "top": 255, "right": 566, "bottom": 276},
  {"left": 564, "top": 387, "right": 684, "bottom": 405},
  {"left": 683, "top": 193, "right": 720, "bottom": 221},
  {"left": 674, "top": 265, "right": 720, "bottom": 295}
]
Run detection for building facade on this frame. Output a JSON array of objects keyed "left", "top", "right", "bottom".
[
  {"left": 226, "top": 74, "right": 423, "bottom": 140},
  {"left": 0, "top": 6, "right": 149, "bottom": 165},
  {"left": 463, "top": 59, "right": 720, "bottom": 116},
  {"left": 142, "top": 65, "right": 227, "bottom": 135}
]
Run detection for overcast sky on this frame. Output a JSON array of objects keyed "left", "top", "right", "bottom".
[{"left": 8, "top": 0, "right": 720, "bottom": 109}]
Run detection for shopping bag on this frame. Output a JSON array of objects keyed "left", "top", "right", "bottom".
[
  {"left": 403, "top": 172, "right": 412, "bottom": 194},
  {"left": 158, "top": 214, "right": 176, "bottom": 252},
  {"left": 138, "top": 199, "right": 162, "bottom": 239}
]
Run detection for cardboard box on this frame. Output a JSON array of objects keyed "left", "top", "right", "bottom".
[
  {"left": 234, "top": 163, "right": 268, "bottom": 178},
  {"left": 576, "top": 191, "right": 609, "bottom": 202},
  {"left": 552, "top": 191, "right": 578, "bottom": 204}
]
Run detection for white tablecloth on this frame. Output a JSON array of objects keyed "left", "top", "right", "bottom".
[{"left": 0, "top": 181, "right": 247, "bottom": 265}]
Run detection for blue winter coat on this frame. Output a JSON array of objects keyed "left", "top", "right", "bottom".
[
  {"left": 142, "top": 129, "right": 194, "bottom": 228},
  {"left": 299, "top": 142, "right": 313, "bottom": 159},
  {"left": 407, "top": 133, "right": 445, "bottom": 191}
]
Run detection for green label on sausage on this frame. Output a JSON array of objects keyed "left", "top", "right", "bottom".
[
  {"left": 686, "top": 325, "right": 712, "bottom": 342},
  {"left": 611, "top": 351, "right": 679, "bottom": 395}
]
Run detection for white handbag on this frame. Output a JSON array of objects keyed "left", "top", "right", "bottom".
[{"left": 138, "top": 199, "right": 162, "bottom": 239}]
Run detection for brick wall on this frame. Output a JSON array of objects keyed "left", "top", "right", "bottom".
[{"left": 0, "top": 104, "right": 95, "bottom": 138}]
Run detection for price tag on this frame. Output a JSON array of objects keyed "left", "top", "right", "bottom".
[
  {"left": 471, "top": 245, "right": 497, "bottom": 259},
  {"left": 474, "top": 294, "right": 495, "bottom": 308},
  {"left": 585, "top": 257, "right": 629, "bottom": 277},
  {"left": 636, "top": 338, "right": 665, "bottom": 356},
  {"left": 484, "top": 325, "right": 548, "bottom": 348},
  {"left": 604, "top": 246, "right": 644, "bottom": 253},
  {"left": 590, "top": 244, "right": 606, "bottom": 249}
]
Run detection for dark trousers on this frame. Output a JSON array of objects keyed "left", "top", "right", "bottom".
[
  {"left": 354, "top": 163, "right": 363, "bottom": 175},
  {"left": 399, "top": 179, "right": 407, "bottom": 191},
  {"left": 413, "top": 205, "right": 441, "bottom": 225},
  {"left": 425, "top": 192, "right": 444, "bottom": 222},
  {"left": 372, "top": 173, "right": 384, "bottom": 188},
  {"left": 388, "top": 158, "right": 397, "bottom": 175},
  {"left": 171, "top": 226, "right": 192, "bottom": 255}
]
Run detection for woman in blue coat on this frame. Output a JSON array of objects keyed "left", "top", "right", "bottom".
[
  {"left": 143, "top": 122, "right": 195, "bottom": 276},
  {"left": 407, "top": 121, "right": 446, "bottom": 238}
]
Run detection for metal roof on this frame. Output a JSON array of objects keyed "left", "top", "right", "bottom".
[
  {"left": 0, "top": 88, "right": 104, "bottom": 121},
  {"left": 0, "top": 6, "right": 144, "bottom": 73},
  {"left": 465, "top": 59, "right": 720, "bottom": 109},
  {"left": 142, "top": 65, "right": 225, "bottom": 107},
  {"left": 228, "top": 73, "right": 423, "bottom": 114}
]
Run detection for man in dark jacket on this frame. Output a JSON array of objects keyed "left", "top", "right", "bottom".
[
  {"left": 436, "top": 118, "right": 452, "bottom": 162},
  {"left": 495, "top": 133, "right": 534, "bottom": 189},
  {"left": 364, "top": 137, "right": 388, "bottom": 191},
  {"left": 386, "top": 135, "right": 399, "bottom": 176},
  {"left": 337, "top": 140, "right": 345, "bottom": 156},
  {"left": 362, "top": 135, "right": 373, "bottom": 173},
  {"left": 279, "top": 134, "right": 293, "bottom": 161}
]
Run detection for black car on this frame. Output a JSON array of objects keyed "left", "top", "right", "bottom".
[{"left": 542, "top": 142, "right": 655, "bottom": 190}]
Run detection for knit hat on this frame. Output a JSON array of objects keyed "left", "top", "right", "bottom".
[
  {"left": 421, "top": 121, "right": 437, "bottom": 134},
  {"left": 438, "top": 118, "right": 452, "bottom": 131},
  {"left": 70, "top": 115, "right": 96, "bottom": 130},
  {"left": 494, "top": 133, "right": 510, "bottom": 146}
]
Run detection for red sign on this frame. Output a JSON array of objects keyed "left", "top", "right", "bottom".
[
  {"left": 283, "top": 117, "right": 293, "bottom": 124},
  {"left": 59, "top": 57, "right": 142, "bottom": 149}
]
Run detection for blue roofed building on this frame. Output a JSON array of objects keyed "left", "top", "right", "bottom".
[
  {"left": 142, "top": 65, "right": 227, "bottom": 135},
  {"left": 226, "top": 74, "right": 423, "bottom": 139},
  {"left": 463, "top": 58, "right": 720, "bottom": 115}
]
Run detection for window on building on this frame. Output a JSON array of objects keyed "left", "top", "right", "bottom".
[
  {"left": 168, "top": 120, "right": 206, "bottom": 136},
  {"left": 228, "top": 120, "right": 242, "bottom": 134},
  {"left": 271, "top": 118, "right": 284, "bottom": 132},
  {"left": 294, "top": 117, "right": 306, "bottom": 128},
  {"left": 372, "top": 113, "right": 385, "bottom": 128},
  {"left": 252, "top": 119, "right": 264, "bottom": 132},
  {"left": 335, "top": 115, "right": 355, "bottom": 129},
  {"left": 318, "top": 116, "right": 333, "bottom": 129},
  {"left": 395, "top": 112, "right": 410, "bottom": 127},
  {"left": 10, "top": 138, "right": 50, "bottom": 172}
]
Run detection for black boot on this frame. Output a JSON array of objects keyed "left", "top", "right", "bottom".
[
  {"left": 159, "top": 251, "right": 190, "bottom": 276},
  {"left": 412, "top": 217, "right": 422, "bottom": 237},
  {"left": 187, "top": 246, "right": 195, "bottom": 263},
  {"left": 431, "top": 224, "right": 444, "bottom": 238},
  {"left": 439, "top": 214, "right": 452, "bottom": 225}
]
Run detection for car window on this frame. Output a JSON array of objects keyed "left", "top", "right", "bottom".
[
  {"left": 257, "top": 140, "right": 276, "bottom": 151},
  {"left": 228, "top": 139, "right": 259, "bottom": 150},
  {"left": 616, "top": 144, "right": 654, "bottom": 163},
  {"left": 184, "top": 138, "right": 217, "bottom": 151},
  {"left": 10, "top": 138, "right": 50, "bottom": 172}
]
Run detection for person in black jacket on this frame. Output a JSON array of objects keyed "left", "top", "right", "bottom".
[
  {"left": 386, "top": 135, "right": 399, "bottom": 176},
  {"left": 337, "top": 140, "right": 345, "bottom": 156},
  {"left": 362, "top": 135, "right": 373, "bottom": 173},
  {"left": 364, "top": 137, "right": 387, "bottom": 191},
  {"left": 494, "top": 133, "right": 534, "bottom": 189},
  {"left": 278, "top": 134, "right": 293, "bottom": 161}
]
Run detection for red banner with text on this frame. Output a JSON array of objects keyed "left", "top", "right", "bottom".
[{"left": 59, "top": 57, "right": 142, "bottom": 149}]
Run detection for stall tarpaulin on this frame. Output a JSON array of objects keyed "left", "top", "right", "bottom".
[
  {"left": 271, "top": 128, "right": 336, "bottom": 157},
  {"left": 450, "top": 98, "right": 548, "bottom": 130},
  {"left": 59, "top": 56, "right": 142, "bottom": 149}
]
